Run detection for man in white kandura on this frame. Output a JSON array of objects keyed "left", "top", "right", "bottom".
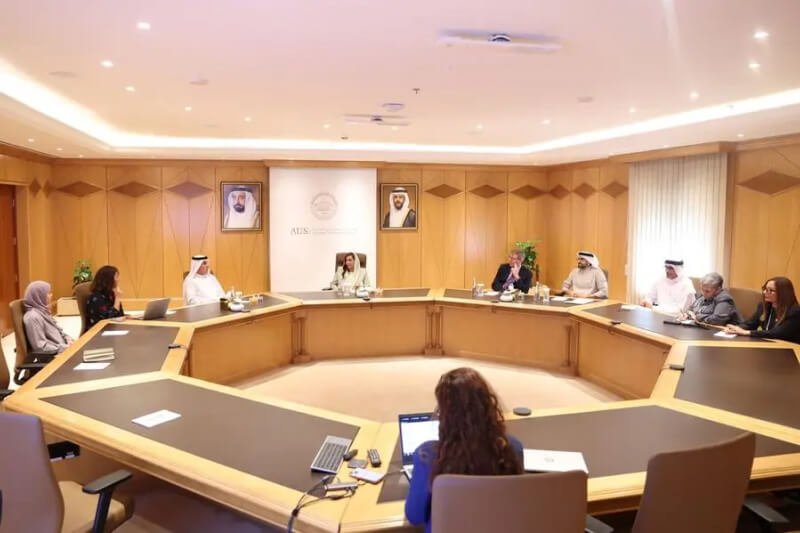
[
  {"left": 561, "top": 251, "right": 608, "bottom": 298},
  {"left": 640, "top": 259, "right": 696, "bottom": 315},
  {"left": 382, "top": 186, "right": 417, "bottom": 228},
  {"left": 183, "top": 254, "right": 225, "bottom": 305},
  {"left": 224, "top": 187, "right": 260, "bottom": 229}
]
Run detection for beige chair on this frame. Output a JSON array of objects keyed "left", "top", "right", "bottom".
[
  {"left": 74, "top": 282, "right": 92, "bottom": 335},
  {"left": 0, "top": 412, "right": 133, "bottom": 532},
  {"left": 335, "top": 252, "right": 367, "bottom": 270},
  {"left": 729, "top": 287, "right": 762, "bottom": 322},
  {"left": 630, "top": 432, "right": 755, "bottom": 533},
  {"left": 431, "top": 470, "right": 587, "bottom": 533},
  {"left": 9, "top": 299, "right": 57, "bottom": 385},
  {"left": 690, "top": 276, "right": 702, "bottom": 295}
]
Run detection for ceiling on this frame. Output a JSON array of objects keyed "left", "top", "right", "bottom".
[{"left": 1, "top": 0, "right": 800, "bottom": 164}]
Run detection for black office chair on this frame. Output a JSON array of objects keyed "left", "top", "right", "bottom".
[{"left": 9, "top": 300, "right": 57, "bottom": 385}]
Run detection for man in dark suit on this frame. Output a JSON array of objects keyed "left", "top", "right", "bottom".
[{"left": 491, "top": 249, "right": 533, "bottom": 293}]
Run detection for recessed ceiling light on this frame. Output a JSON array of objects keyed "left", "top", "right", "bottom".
[
  {"left": 124, "top": 85, "right": 135, "bottom": 92},
  {"left": 689, "top": 91, "right": 700, "bottom": 100},
  {"left": 662, "top": 144, "right": 670, "bottom": 148},
  {"left": 749, "top": 61, "right": 761, "bottom": 70},
  {"left": 100, "top": 60, "right": 114, "bottom": 68},
  {"left": 476, "top": 123, "right": 484, "bottom": 130},
  {"left": 184, "top": 106, "right": 192, "bottom": 112},
  {"left": 753, "top": 30, "right": 769, "bottom": 40},
  {"left": 737, "top": 133, "right": 744, "bottom": 138},
  {"left": 323, "top": 123, "right": 331, "bottom": 129},
  {"left": 27, "top": 138, "right": 35, "bottom": 143},
  {"left": 391, "top": 126, "right": 399, "bottom": 131},
  {"left": 628, "top": 107, "right": 637, "bottom": 113},
  {"left": 56, "top": 147, "right": 63, "bottom": 151},
  {"left": 78, "top": 154, "right": 84, "bottom": 158},
  {"left": 137, "top": 21, "right": 151, "bottom": 30},
  {"left": 541, "top": 119, "right": 551, "bottom": 125},
  {"left": 244, "top": 116, "right": 252, "bottom": 122}
]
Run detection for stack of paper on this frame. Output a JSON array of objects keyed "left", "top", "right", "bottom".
[{"left": 83, "top": 347, "right": 115, "bottom": 362}]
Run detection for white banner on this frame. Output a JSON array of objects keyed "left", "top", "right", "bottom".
[{"left": 269, "top": 168, "right": 377, "bottom": 291}]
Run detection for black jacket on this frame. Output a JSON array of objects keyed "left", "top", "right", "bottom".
[
  {"left": 740, "top": 302, "right": 800, "bottom": 344},
  {"left": 491, "top": 264, "right": 533, "bottom": 294}
]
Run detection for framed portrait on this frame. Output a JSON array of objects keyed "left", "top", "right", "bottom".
[
  {"left": 220, "top": 182, "right": 263, "bottom": 232},
  {"left": 380, "top": 183, "right": 418, "bottom": 231}
]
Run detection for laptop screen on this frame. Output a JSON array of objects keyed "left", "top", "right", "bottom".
[{"left": 398, "top": 412, "right": 439, "bottom": 466}]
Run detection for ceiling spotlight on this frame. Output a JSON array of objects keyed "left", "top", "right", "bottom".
[
  {"left": 184, "top": 106, "right": 192, "bottom": 111},
  {"left": 391, "top": 126, "right": 399, "bottom": 131},
  {"left": 323, "top": 123, "right": 331, "bottom": 129},
  {"left": 56, "top": 147, "right": 63, "bottom": 151},
  {"left": 137, "top": 21, "right": 151, "bottom": 30},
  {"left": 476, "top": 123, "right": 484, "bottom": 130},
  {"left": 100, "top": 60, "right": 114, "bottom": 68},
  {"left": 689, "top": 91, "right": 700, "bottom": 100},
  {"left": 662, "top": 144, "right": 670, "bottom": 148},
  {"left": 244, "top": 116, "right": 252, "bottom": 122},
  {"left": 628, "top": 107, "right": 637, "bottom": 113},
  {"left": 382, "top": 102, "right": 405, "bottom": 113},
  {"left": 78, "top": 154, "right": 84, "bottom": 158},
  {"left": 749, "top": 61, "right": 761, "bottom": 70},
  {"left": 124, "top": 85, "right": 136, "bottom": 92},
  {"left": 27, "top": 138, "right": 35, "bottom": 143},
  {"left": 753, "top": 30, "right": 769, "bottom": 40},
  {"left": 737, "top": 133, "right": 745, "bottom": 138},
  {"left": 541, "top": 119, "right": 551, "bottom": 125}
]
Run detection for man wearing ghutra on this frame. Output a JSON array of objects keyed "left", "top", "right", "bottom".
[
  {"left": 183, "top": 254, "right": 225, "bottom": 305},
  {"left": 383, "top": 186, "right": 417, "bottom": 228},
  {"left": 224, "top": 186, "right": 260, "bottom": 229},
  {"left": 640, "top": 259, "right": 696, "bottom": 314},
  {"left": 561, "top": 251, "right": 608, "bottom": 298}
]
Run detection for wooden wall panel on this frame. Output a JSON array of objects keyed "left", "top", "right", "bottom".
[
  {"left": 465, "top": 171, "right": 508, "bottom": 288},
  {"left": 730, "top": 145, "right": 800, "bottom": 289},
  {"left": 162, "top": 166, "right": 217, "bottom": 297},
  {"left": 13, "top": 160, "right": 53, "bottom": 294},
  {"left": 507, "top": 171, "right": 549, "bottom": 283},
  {"left": 377, "top": 168, "right": 422, "bottom": 287},
  {"left": 107, "top": 167, "right": 164, "bottom": 298},
  {"left": 597, "top": 163, "right": 628, "bottom": 300},
  {"left": 420, "top": 169, "right": 465, "bottom": 288},
  {"left": 214, "top": 166, "right": 268, "bottom": 295},
  {"left": 545, "top": 169, "right": 573, "bottom": 289},
  {"left": 50, "top": 165, "right": 109, "bottom": 298}
]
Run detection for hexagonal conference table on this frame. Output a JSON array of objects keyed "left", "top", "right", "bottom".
[{"left": 6, "top": 288, "right": 800, "bottom": 532}]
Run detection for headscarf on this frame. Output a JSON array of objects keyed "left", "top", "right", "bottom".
[
  {"left": 183, "top": 254, "right": 211, "bottom": 301},
  {"left": 225, "top": 187, "right": 259, "bottom": 228},
  {"left": 388, "top": 187, "right": 411, "bottom": 227},
  {"left": 341, "top": 253, "right": 363, "bottom": 280},
  {"left": 664, "top": 259, "right": 685, "bottom": 277},
  {"left": 23, "top": 280, "right": 59, "bottom": 328},
  {"left": 577, "top": 251, "right": 600, "bottom": 269}
]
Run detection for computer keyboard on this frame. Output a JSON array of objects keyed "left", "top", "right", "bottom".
[{"left": 310, "top": 435, "right": 352, "bottom": 474}]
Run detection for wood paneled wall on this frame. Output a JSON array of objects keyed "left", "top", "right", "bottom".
[{"left": 730, "top": 141, "right": 800, "bottom": 290}]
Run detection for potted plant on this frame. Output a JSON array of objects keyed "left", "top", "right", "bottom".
[
  {"left": 73, "top": 260, "right": 93, "bottom": 288},
  {"left": 514, "top": 240, "right": 540, "bottom": 281}
]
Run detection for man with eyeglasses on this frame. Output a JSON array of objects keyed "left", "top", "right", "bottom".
[
  {"left": 682, "top": 272, "right": 742, "bottom": 325},
  {"left": 491, "top": 249, "right": 533, "bottom": 294}
]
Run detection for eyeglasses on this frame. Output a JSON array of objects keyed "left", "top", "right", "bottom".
[{"left": 763, "top": 287, "right": 777, "bottom": 293}]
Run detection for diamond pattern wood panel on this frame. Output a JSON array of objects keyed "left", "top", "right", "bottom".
[
  {"left": 425, "top": 183, "right": 461, "bottom": 199},
  {"left": 573, "top": 182, "right": 596, "bottom": 199},
  {"left": 601, "top": 182, "right": 628, "bottom": 198},
  {"left": 167, "top": 181, "right": 213, "bottom": 199},
  {"left": 28, "top": 179, "right": 41, "bottom": 196},
  {"left": 42, "top": 181, "right": 53, "bottom": 197},
  {"left": 549, "top": 184, "right": 570, "bottom": 199},
  {"left": 57, "top": 181, "right": 102, "bottom": 197},
  {"left": 111, "top": 181, "right": 158, "bottom": 198},
  {"left": 469, "top": 184, "right": 504, "bottom": 199},
  {"left": 510, "top": 184, "right": 546, "bottom": 199},
  {"left": 739, "top": 170, "right": 800, "bottom": 195}
]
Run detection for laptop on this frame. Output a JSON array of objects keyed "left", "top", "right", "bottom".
[
  {"left": 398, "top": 412, "right": 439, "bottom": 480},
  {"left": 141, "top": 297, "right": 171, "bottom": 320}
]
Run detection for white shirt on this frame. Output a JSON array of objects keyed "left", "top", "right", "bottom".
[
  {"left": 645, "top": 276, "right": 696, "bottom": 315},
  {"left": 183, "top": 274, "right": 225, "bottom": 305}
]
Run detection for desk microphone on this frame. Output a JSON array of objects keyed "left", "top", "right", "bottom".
[{"left": 610, "top": 320, "right": 622, "bottom": 326}]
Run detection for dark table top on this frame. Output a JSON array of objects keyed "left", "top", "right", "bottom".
[
  {"left": 443, "top": 288, "right": 576, "bottom": 308},
  {"left": 39, "top": 323, "right": 180, "bottom": 388},
  {"left": 676, "top": 346, "right": 800, "bottom": 428},
  {"left": 44, "top": 379, "right": 360, "bottom": 492},
  {"left": 158, "top": 295, "right": 289, "bottom": 323},
  {"left": 281, "top": 288, "right": 431, "bottom": 300},
  {"left": 377, "top": 405, "right": 800, "bottom": 503},
  {"left": 585, "top": 304, "right": 764, "bottom": 342}
]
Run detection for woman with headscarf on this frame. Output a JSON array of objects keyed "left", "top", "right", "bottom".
[
  {"left": 330, "top": 252, "right": 370, "bottom": 289},
  {"left": 22, "top": 281, "right": 73, "bottom": 353}
]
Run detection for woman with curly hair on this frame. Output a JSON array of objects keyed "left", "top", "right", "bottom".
[
  {"left": 85, "top": 265, "right": 125, "bottom": 329},
  {"left": 405, "top": 367, "right": 523, "bottom": 532}
]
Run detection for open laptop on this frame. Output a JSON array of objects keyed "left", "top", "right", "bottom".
[
  {"left": 398, "top": 412, "right": 439, "bottom": 480},
  {"left": 140, "top": 297, "right": 170, "bottom": 320}
]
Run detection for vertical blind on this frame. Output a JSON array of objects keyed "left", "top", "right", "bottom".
[{"left": 627, "top": 153, "right": 727, "bottom": 303}]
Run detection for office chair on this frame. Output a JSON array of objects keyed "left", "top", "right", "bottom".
[
  {"left": 9, "top": 299, "right": 57, "bottom": 385},
  {"left": 601, "top": 268, "right": 609, "bottom": 296},
  {"left": 431, "top": 470, "right": 588, "bottom": 533},
  {"left": 1, "top": 343, "right": 14, "bottom": 401},
  {"left": 0, "top": 412, "right": 133, "bottom": 532},
  {"left": 689, "top": 277, "right": 702, "bottom": 295},
  {"left": 334, "top": 252, "right": 367, "bottom": 270},
  {"left": 728, "top": 287, "right": 762, "bottom": 322},
  {"left": 629, "top": 432, "right": 755, "bottom": 533},
  {"left": 74, "top": 281, "right": 92, "bottom": 335}
]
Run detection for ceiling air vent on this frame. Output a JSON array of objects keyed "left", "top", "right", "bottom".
[{"left": 438, "top": 31, "right": 561, "bottom": 53}]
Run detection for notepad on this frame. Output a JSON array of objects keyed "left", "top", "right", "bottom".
[
  {"left": 714, "top": 331, "right": 737, "bottom": 339},
  {"left": 132, "top": 409, "right": 181, "bottom": 428},
  {"left": 523, "top": 449, "right": 588, "bottom": 473},
  {"left": 102, "top": 330, "right": 129, "bottom": 337},
  {"left": 620, "top": 304, "right": 640, "bottom": 310},
  {"left": 567, "top": 297, "right": 594, "bottom": 304},
  {"left": 74, "top": 362, "right": 111, "bottom": 371}
]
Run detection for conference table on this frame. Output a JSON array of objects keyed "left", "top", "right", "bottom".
[{"left": 5, "top": 288, "right": 800, "bottom": 532}]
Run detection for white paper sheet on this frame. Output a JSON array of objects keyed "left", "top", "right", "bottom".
[
  {"left": 102, "top": 330, "right": 129, "bottom": 336},
  {"left": 132, "top": 409, "right": 182, "bottom": 428},
  {"left": 74, "top": 362, "right": 111, "bottom": 371},
  {"left": 550, "top": 296, "right": 568, "bottom": 301},
  {"left": 714, "top": 331, "right": 737, "bottom": 339},
  {"left": 523, "top": 449, "right": 588, "bottom": 473},
  {"left": 567, "top": 297, "right": 594, "bottom": 304},
  {"left": 620, "top": 304, "right": 640, "bottom": 310}
]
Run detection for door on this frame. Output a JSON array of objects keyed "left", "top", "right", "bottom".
[{"left": 0, "top": 185, "right": 19, "bottom": 335}]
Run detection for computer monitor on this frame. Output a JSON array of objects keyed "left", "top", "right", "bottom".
[{"left": 398, "top": 412, "right": 439, "bottom": 466}]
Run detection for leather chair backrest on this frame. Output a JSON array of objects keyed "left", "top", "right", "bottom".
[
  {"left": 632, "top": 431, "right": 755, "bottom": 533},
  {"left": 74, "top": 282, "right": 92, "bottom": 335},
  {"left": 728, "top": 287, "right": 762, "bottom": 322},
  {"left": 335, "top": 253, "right": 367, "bottom": 270},
  {"left": 690, "top": 277, "right": 702, "bottom": 295},
  {"left": 9, "top": 300, "right": 29, "bottom": 367},
  {"left": 0, "top": 342, "right": 9, "bottom": 390},
  {"left": 431, "top": 470, "right": 587, "bottom": 533},
  {"left": 0, "top": 412, "right": 64, "bottom": 531}
]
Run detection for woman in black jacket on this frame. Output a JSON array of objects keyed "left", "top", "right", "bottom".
[{"left": 726, "top": 277, "right": 800, "bottom": 344}]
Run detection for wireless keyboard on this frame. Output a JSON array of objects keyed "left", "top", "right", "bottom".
[{"left": 310, "top": 435, "right": 352, "bottom": 474}]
